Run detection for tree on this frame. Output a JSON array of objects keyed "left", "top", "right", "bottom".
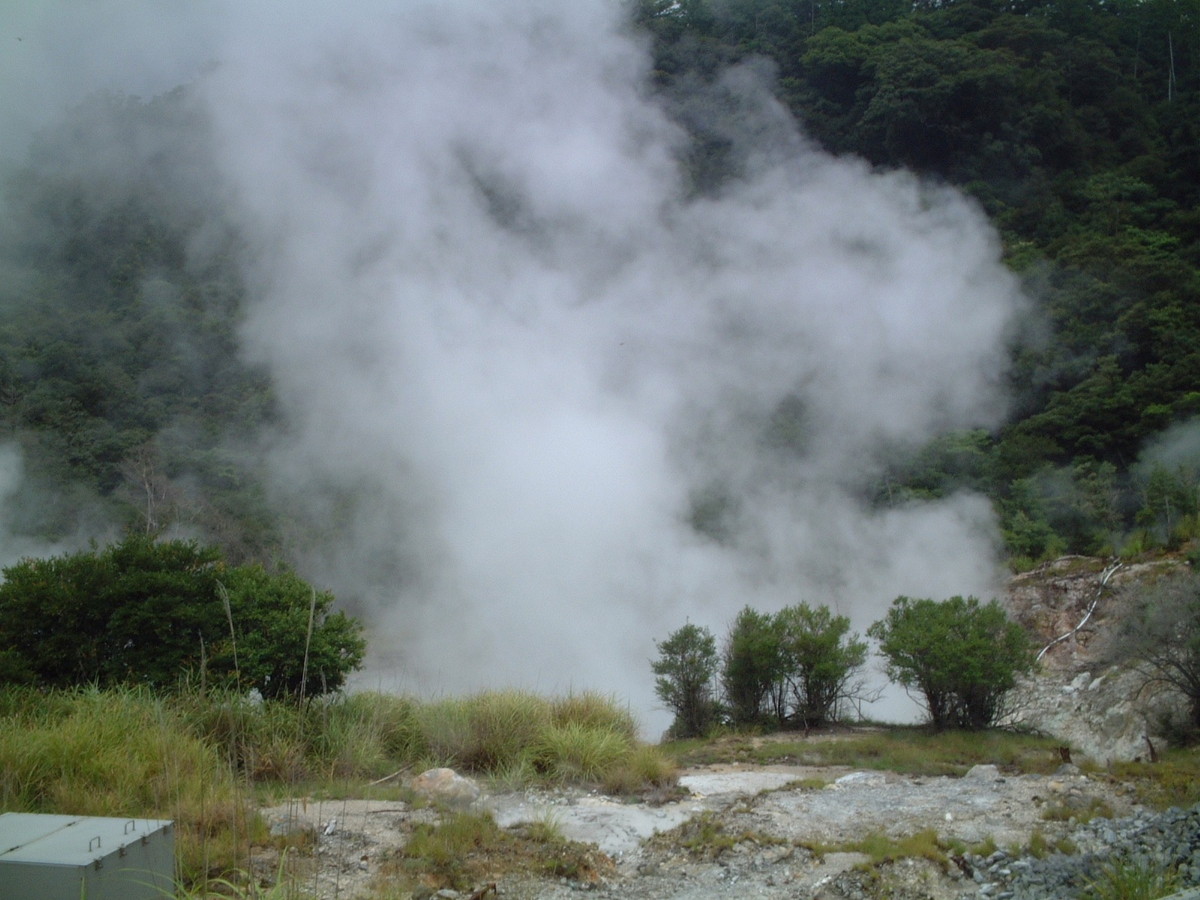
[
  {"left": 721, "top": 606, "right": 787, "bottom": 726},
  {"left": 777, "top": 602, "right": 870, "bottom": 728},
  {"left": 868, "top": 596, "right": 1033, "bottom": 730},
  {"left": 0, "top": 534, "right": 364, "bottom": 700},
  {"left": 652, "top": 622, "right": 719, "bottom": 738},
  {"left": 1106, "top": 572, "right": 1200, "bottom": 733}
]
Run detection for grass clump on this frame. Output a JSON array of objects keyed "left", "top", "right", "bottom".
[
  {"left": 1081, "top": 859, "right": 1181, "bottom": 900},
  {"left": 664, "top": 725, "right": 1068, "bottom": 776},
  {"left": 551, "top": 691, "right": 638, "bottom": 739},
  {"left": 1110, "top": 747, "right": 1200, "bottom": 809},
  {"left": 534, "top": 722, "right": 632, "bottom": 782},
  {"left": 381, "top": 810, "right": 611, "bottom": 893},
  {"left": 419, "top": 690, "right": 552, "bottom": 771},
  {"left": 847, "top": 828, "right": 949, "bottom": 867}
]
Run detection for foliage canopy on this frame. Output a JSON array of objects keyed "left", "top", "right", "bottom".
[
  {"left": 868, "top": 595, "right": 1033, "bottom": 730},
  {"left": 0, "top": 534, "right": 365, "bottom": 700},
  {"left": 652, "top": 622, "right": 720, "bottom": 738}
]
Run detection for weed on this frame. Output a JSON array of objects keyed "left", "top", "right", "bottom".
[
  {"left": 1081, "top": 859, "right": 1181, "bottom": 900},
  {"left": 382, "top": 809, "right": 611, "bottom": 893},
  {"left": 846, "top": 828, "right": 949, "bottom": 867},
  {"left": 1111, "top": 747, "right": 1200, "bottom": 809},
  {"left": 1042, "top": 796, "right": 1114, "bottom": 824}
]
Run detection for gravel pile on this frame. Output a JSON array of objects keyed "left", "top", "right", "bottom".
[{"left": 962, "top": 803, "right": 1200, "bottom": 899}]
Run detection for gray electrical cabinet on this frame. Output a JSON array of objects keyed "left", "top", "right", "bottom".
[{"left": 0, "top": 812, "right": 174, "bottom": 900}]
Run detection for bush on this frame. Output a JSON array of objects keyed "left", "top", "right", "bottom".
[
  {"left": 652, "top": 623, "right": 719, "bottom": 738},
  {"left": 721, "top": 606, "right": 787, "bottom": 727},
  {"left": 868, "top": 596, "right": 1033, "bottom": 730},
  {"left": 0, "top": 534, "right": 365, "bottom": 700},
  {"left": 777, "top": 602, "right": 869, "bottom": 728}
]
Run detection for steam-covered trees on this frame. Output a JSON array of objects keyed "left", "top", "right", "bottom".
[
  {"left": 665, "top": 602, "right": 870, "bottom": 734},
  {"left": 0, "top": 534, "right": 365, "bottom": 700},
  {"left": 868, "top": 596, "right": 1033, "bottom": 730},
  {"left": 652, "top": 623, "right": 719, "bottom": 738}
]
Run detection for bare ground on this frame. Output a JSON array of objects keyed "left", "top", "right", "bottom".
[{"left": 255, "top": 753, "right": 1141, "bottom": 900}]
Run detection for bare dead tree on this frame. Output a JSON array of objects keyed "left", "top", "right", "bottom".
[
  {"left": 1104, "top": 571, "right": 1200, "bottom": 732},
  {"left": 118, "top": 442, "right": 178, "bottom": 535}
]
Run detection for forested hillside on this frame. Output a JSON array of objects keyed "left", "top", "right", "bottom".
[
  {"left": 1, "top": 0, "right": 1197, "bottom": 568},
  {"left": 0, "top": 90, "right": 279, "bottom": 560},
  {"left": 638, "top": 0, "right": 1200, "bottom": 564}
]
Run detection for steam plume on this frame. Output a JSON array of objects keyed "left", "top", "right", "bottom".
[{"left": 4, "top": 0, "right": 1025, "bottom": 729}]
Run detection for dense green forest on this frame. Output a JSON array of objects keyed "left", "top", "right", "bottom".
[
  {"left": 635, "top": 0, "right": 1200, "bottom": 563},
  {"left": 1, "top": 0, "right": 1197, "bottom": 568}
]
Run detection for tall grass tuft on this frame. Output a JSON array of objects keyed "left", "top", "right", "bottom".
[
  {"left": 1082, "top": 859, "right": 1181, "bottom": 900},
  {"left": 534, "top": 722, "right": 632, "bottom": 782},
  {"left": 551, "top": 692, "right": 638, "bottom": 741},
  {"left": 0, "top": 685, "right": 258, "bottom": 883},
  {"left": 419, "top": 690, "right": 552, "bottom": 771}
]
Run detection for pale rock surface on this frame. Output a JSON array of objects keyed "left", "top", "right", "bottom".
[{"left": 409, "top": 766, "right": 482, "bottom": 808}]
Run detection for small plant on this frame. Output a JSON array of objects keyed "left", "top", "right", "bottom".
[
  {"left": 970, "top": 835, "right": 998, "bottom": 857},
  {"left": 1081, "top": 859, "right": 1181, "bottom": 900},
  {"left": 847, "top": 828, "right": 948, "bottom": 867},
  {"left": 382, "top": 810, "right": 611, "bottom": 892},
  {"left": 1027, "top": 828, "right": 1051, "bottom": 859},
  {"left": 1041, "top": 796, "right": 1114, "bottom": 824}
]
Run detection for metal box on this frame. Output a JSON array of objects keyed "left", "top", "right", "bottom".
[{"left": 0, "top": 812, "right": 174, "bottom": 900}]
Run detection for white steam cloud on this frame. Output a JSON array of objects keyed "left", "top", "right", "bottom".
[{"left": 5, "top": 0, "right": 1024, "bottom": 730}]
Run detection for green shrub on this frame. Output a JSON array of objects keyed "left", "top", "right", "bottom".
[
  {"left": 721, "top": 606, "right": 787, "bottom": 726},
  {"left": 0, "top": 535, "right": 365, "bottom": 701},
  {"left": 652, "top": 623, "right": 719, "bottom": 738},
  {"left": 868, "top": 596, "right": 1034, "bottom": 730}
]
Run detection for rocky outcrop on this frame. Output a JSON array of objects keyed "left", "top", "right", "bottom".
[
  {"left": 410, "top": 767, "right": 482, "bottom": 808},
  {"left": 1003, "top": 555, "right": 1188, "bottom": 763}
]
